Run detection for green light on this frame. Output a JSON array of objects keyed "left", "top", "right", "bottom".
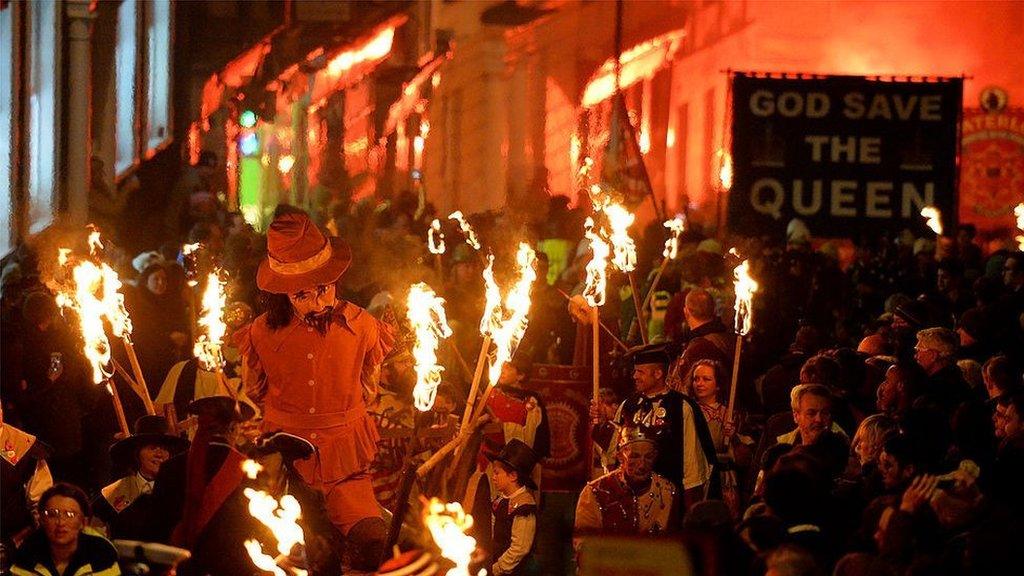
[{"left": 239, "top": 109, "right": 258, "bottom": 128}]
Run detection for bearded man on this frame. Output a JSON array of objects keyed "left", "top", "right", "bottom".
[{"left": 237, "top": 208, "right": 394, "bottom": 570}]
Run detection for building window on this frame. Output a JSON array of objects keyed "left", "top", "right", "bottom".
[
  {"left": 115, "top": 0, "right": 137, "bottom": 174},
  {"left": 144, "top": 0, "right": 171, "bottom": 154},
  {"left": 0, "top": 4, "right": 13, "bottom": 254},
  {"left": 27, "top": 0, "right": 58, "bottom": 234}
]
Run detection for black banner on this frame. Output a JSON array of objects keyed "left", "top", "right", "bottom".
[{"left": 727, "top": 74, "right": 962, "bottom": 238}]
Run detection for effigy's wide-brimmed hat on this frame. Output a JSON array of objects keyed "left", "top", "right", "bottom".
[{"left": 256, "top": 211, "right": 352, "bottom": 294}]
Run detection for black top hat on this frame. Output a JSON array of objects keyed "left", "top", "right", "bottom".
[
  {"left": 251, "top": 431, "right": 315, "bottom": 464},
  {"left": 626, "top": 342, "right": 673, "bottom": 366},
  {"left": 493, "top": 439, "right": 539, "bottom": 489},
  {"left": 187, "top": 395, "right": 256, "bottom": 423},
  {"left": 110, "top": 416, "right": 190, "bottom": 470}
]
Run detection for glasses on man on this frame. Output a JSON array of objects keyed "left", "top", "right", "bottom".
[{"left": 41, "top": 509, "right": 82, "bottom": 522}]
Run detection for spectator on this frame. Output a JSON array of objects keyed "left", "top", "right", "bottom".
[
  {"left": 9, "top": 483, "right": 120, "bottom": 576},
  {"left": 912, "top": 327, "right": 972, "bottom": 416},
  {"left": 776, "top": 384, "right": 847, "bottom": 448},
  {"left": 124, "top": 259, "right": 191, "bottom": 397},
  {"left": 666, "top": 288, "right": 733, "bottom": 394}
]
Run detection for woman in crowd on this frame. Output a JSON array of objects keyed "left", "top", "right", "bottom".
[
  {"left": 10, "top": 483, "right": 120, "bottom": 576},
  {"left": 689, "top": 359, "right": 750, "bottom": 516},
  {"left": 848, "top": 414, "right": 898, "bottom": 499}
]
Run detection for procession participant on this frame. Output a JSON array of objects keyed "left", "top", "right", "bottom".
[
  {"left": 594, "top": 343, "right": 718, "bottom": 510},
  {"left": 666, "top": 288, "right": 733, "bottom": 394},
  {"left": 489, "top": 439, "right": 540, "bottom": 576},
  {"left": 237, "top": 208, "right": 395, "bottom": 571},
  {"left": 148, "top": 395, "right": 253, "bottom": 545},
  {"left": 574, "top": 427, "right": 678, "bottom": 552},
  {"left": 248, "top": 431, "right": 344, "bottom": 576},
  {"left": 1, "top": 404, "right": 54, "bottom": 553},
  {"left": 91, "top": 416, "right": 188, "bottom": 540},
  {"left": 465, "top": 357, "right": 549, "bottom": 547},
  {"left": 9, "top": 483, "right": 120, "bottom": 576},
  {"left": 154, "top": 301, "right": 257, "bottom": 439}
]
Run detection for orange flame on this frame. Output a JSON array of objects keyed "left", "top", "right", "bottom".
[
  {"left": 718, "top": 149, "right": 733, "bottom": 191},
  {"left": 193, "top": 272, "right": 227, "bottom": 371},
  {"left": 54, "top": 230, "right": 134, "bottom": 384},
  {"left": 485, "top": 243, "right": 536, "bottom": 386},
  {"left": 243, "top": 479, "right": 307, "bottom": 576},
  {"left": 731, "top": 251, "right": 759, "bottom": 336},
  {"left": 424, "top": 498, "right": 478, "bottom": 576},
  {"left": 1014, "top": 203, "right": 1024, "bottom": 250},
  {"left": 407, "top": 283, "right": 454, "bottom": 411},
  {"left": 662, "top": 216, "right": 686, "bottom": 260},
  {"left": 428, "top": 218, "right": 446, "bottom": 255},
  {"left": 448, "top": 211, "right": 480, "bottom": 250},
  {"left": 604, "top": 203, "right": 637, "bottom": 272},
  {"left": 921, "top": 206, "right": 943, "bottom": 236},
  {"left": 479, "top": 254, "right": 502, "bottom": 338},
  {"left": 583, "top": 218, "right": 610, "bottom": 308}
]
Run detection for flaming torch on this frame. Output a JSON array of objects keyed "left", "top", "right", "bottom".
[
  {"left": 424, "top": 498, "right": 479, "bottom": 576},
  {"left": 726, "top": 251, "right": 759, "bottom": 426},
  {"left": 466, "top": 243, "right": 537, "bottom": 425},
  {"left": 428, "top": 218, "right": 446, "bottom": 278},
  {"left": 193, "top": 271, "right": 238, "bottom": 400},
  {"left": 424, "top": 245, "right": 537, "bottom": 475},
  {"left": 448, "top": 211, "right": 481, "bottom": 251},
  {"left": 640, "top": 215, "right": 686, "bottom": 330},
  {"left": 407, "top": 283, "right": 454, "bottom": 412},
  {"left": 921, "top": 206, "right": 943, "bottom": 236},
  {"left": 243, "top": 473, "right": 307, "bottom": 576},
  {"left": 1014, "top": 203, "right": 1024, "bottom": 250},
  {"left": 584, "top": 218, "right": 611, "bottom": 399},
  {"left": 55, "top": 251, "right": 131, "bottom": 436}
]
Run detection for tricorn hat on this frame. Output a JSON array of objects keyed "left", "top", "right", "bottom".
[
  {"left": 493, "top": 439, "right": 539, "bottom": 489},
  {"left": 251, "top": 431, "right": 315, "bottom": 464},
  {"left": 110, "top": 415, "right": 190, "bottom": 469},
  {"left": 256, "top": 210, "right": 352, "bottom": 294},
  {"left": 187, "top": 395, "right": 256, "bottom": 423}
]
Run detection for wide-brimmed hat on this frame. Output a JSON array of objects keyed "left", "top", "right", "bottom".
[
  {"left": 187, "top": 395, "right": 256, "bottom": 423},
  {"left": 256, "top": 211, "right": 352, "bottom": 294},
  {"left": 251, "top": 431, "right": 315, "bottom": 464},
  {"left": 493, "top": 439, "right": 538, "bottom": 489},
  {"left": 110, "top": 415, "right": 190, "bottom": 469}
]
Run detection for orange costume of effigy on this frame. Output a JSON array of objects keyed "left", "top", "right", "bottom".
[{"left": 237, "top": 211, "right": 394, "bottom": 536}]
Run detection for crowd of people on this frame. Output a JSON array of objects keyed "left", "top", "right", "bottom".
[{"left": 1, "top": 164, "right": 1023, "bottom": 576}]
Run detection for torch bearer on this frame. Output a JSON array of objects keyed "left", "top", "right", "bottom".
[
  {"left": 726, "top": 252, "right": 759, "bottom": 427},
  {"left": 583, "top": 219, "right": 611, "bottom": 400}
]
